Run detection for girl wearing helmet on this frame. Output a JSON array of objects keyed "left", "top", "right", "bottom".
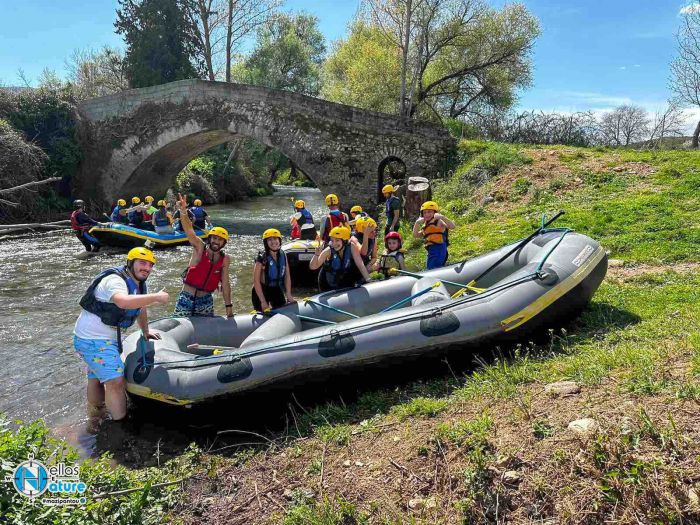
[
  {"left": 320, "top": 194, "right": 350, "bottom": 244},
  {"left": 413, "top": 201, "right": 456, "bottom": 270},
  {"left": 252, "top": 228, "right": 294, "bottom": 311},
  {"left": 110, "top": 199, "right": 129, "bottom": 224},
  {"left": 353, "top": 216, "right": 379, "bottom": 269},
  {"left": 127, "top": 196, "right": 145, "bottom": 228},
  {"left": 378, "top": 231, "right": 407, "bottom": 278},
  {"left": 310, "top": 226, "right": 372, "bottom": 291},
  {"left": 152, "top": 199, "right": 174, "bottom": 235},
  {"left": 289, "top": 199, "right": 315, "bottom": 240}
]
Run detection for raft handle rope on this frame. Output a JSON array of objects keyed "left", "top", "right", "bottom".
[
  {"left": 381, "top": 281, "right": 442, "bottom": 313},
  {"left": 302, "top": 297, "right": 359, "bottom": 318},
  {"left": 142, "top": 227, "right": 573, "bottom": 369},
  {"left": 388, "top": 268, "right": 486, "bottom": 296}
]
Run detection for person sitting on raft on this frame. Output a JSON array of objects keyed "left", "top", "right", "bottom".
[
  {"left": 311, "top": 226, "right": 372, "bottom": 291},
  {"left": 377, "top": 231, "right": 407, "bottom": 278},
  {"left": 189, "top": 199, "right": 212, "bottom": 230},
  {"left": 412, "top": 200, "right": 455, "bottom": 270},
  {"left": 70, "top": 199, "right": 103, "bottom": 252},
  {"left": 319, "top": 193, "right": 350, "bottom": 245},
  {"left": 110, "top": 199, "right": 129, "bottom": 224},
  {"left": 140, "top": 195, "right": 157, "bottom": 231},
  {"left": 252, "top": 228, "right": 295, "bottom": 312},
  {"left": 173, "top": 193, "right": 233, "bottom": 318},
  {"left": 348, "top": 205, "right": 367, "bottom": 233},
  {"left": 73, "top": 247, "right": 168, "bottom": 421},
  {"left": 353, "top": 216, "right": 379, "bottom": 271},
  {"left": 152, "top": 200, "right": 174, "bottom": 235},
  {"left": 382, "top": 184, "right": 401, "bottom": 236},
  {"left": 127, "top": 196, "right": 146, "bottom": 228},
  {"left": 290, "top": 199, "right": 314, "bottom": 240}
]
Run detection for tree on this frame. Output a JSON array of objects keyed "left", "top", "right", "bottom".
[
  {"left": 359, "top": 0, "right": 539, "bottom": 120},
  {"left": 671, "top": 5, "right": 700, "bottom": 147},
  {"left": 115, "top": 0, "right": 202, "bottom": 88},
  {"left": 597, "top": 105, "right": 650, "bottom": 146},
  {"left": 231, "top": 13, "right": 326, "bottom": 95},
  {"left": 65, "top": 47, "right": 128, "bottom": 99},
  {"left": 646, "top": 101, "right": 686, "bottom": 149}
]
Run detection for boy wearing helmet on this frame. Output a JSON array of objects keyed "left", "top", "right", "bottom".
[
  {"left": 289, "top": 199, "right": 314, "bottom": 240},
  {"left": 73, "top": 247, "right": 169, "bottom": 420},
  {"left": 353, "top": 216, "right": 379, "bottom": 270},
  {"left": 188, "top": 198, "right": 212, "bottom": 230},
  {"left": 70, "top": 199, "right": 103, "bottom": 252},
  {"left": 413, "top": 201, "right": 456, "bottom": 270},
  {"left": 110, "top": 199, "right": 130, "bottom": 224},
  {"left": 378, "top": 231, "right": 407, "bottom": 277},
  {"left": 127, "top": 196, "right": 146, "bottom": 228},
  {"left": 382, "top": 184, "right": 401, "bottom": 236},
  {"left": 319, "top": 193, "right": 350, "bottom": 244},
  {"left": 152, "top": 199, "right": 174, "bottom": 235},
  {"left": 310, "top": 226, "right": 372, "bottom": 291},
  {"left": 252, "top": 228, "right": 294, "bottom": 311},
  {"left": 174, "top": 193, "right": 233, "bottom": 318}
]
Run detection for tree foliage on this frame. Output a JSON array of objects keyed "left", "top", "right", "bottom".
[
  {"left": 65, "top": 47, "right": 129, "bottom": 99},
  {"left": 115, "top": 0, "right": 201, "bottom": 88},
  {"left": 670, "top": 5, "right": 700, "bottom": 147},
  {"left": 232, "top": 13, "right": 326, "bottom": 95},
  {"left": 0, "top": 119, "right": 47, "bottom": 190},
  {"left": 597, "top": 105, "right": 650, "bottom": 147}
]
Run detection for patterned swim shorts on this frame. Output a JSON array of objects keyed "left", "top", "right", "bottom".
[
  {"left": 73, "top": 335, "right": 124, "bottom": 383},
  {"left": 173, "top": 290, "right": 215, "bottom": 317}
]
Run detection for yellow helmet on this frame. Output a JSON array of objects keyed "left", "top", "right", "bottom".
[
  {"left": 420, "top": 201, "right": 439, "bottom": 213},
  {"left": 208, "top": 226, "right": 229, "bottom": 241},
  {"left": 382, "top": 184, "right": 395, "bottom": 194},
  {"left": 350, "top": 205, "right": 363, "bottom": 214},
  {"left": 117, "top": 199, "right": 126, "bottom": 207},
  {"left": 355, "top": 216, "right": 377, "bottom": 234},
  {"left": 144, "top": 195, "right": 154, "bottom": 203},
  {"left": 262, "top": 228, "right": 282, "bottom": 240},
  {"left": 126, "top": 246, "right": 156, "bottom": 265},
  {"left": 329, "top": 226, "right": 351, "bottom": 241},
  {"left": 132, "top": 196, "right": 141, "bottom": 204},
  {"left": 193, "top": 199, "right": 202, "bottom": 206},
  {"left": 157, "top": 199, "right": 166, "bottom": 207},
  {"left": 294, "top": 200, "right": 305, "bottom": 209},
  {"left": 325, "top": 194, "right": 339, "bottom": 206}
]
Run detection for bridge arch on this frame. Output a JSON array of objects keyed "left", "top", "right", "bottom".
[{"left": 75, "top": 79, "right": 454, "bottom": 211}]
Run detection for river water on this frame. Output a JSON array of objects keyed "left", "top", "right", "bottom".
[{"left": 0, "top": 186, "right": 326, "bottom": 457}]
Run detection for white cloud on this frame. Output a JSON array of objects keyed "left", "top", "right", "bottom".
[
  {"left": 680, "top": 3, "right": 700, "bottom": 14},
  {"left": 619, "top": 66, "right": 627, "bottom": 70},
  {"left": 554, "top": 90, "right": 634, "bottom": 107}
]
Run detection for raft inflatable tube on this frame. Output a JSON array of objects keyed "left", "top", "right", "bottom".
[
  {"left": 89, "top": 223, "right": 208, "bottom": 248},
  {"left": 122, "top": 228, "right": 607, "bottom": 406}
]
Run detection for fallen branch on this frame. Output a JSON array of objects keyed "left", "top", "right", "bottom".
[
  {"left": 0, "top": 176, "right": 62, "bottom": 195},
  {"left": 0, "top": 220, "right": 70, "bottom": 230},
  {"left": 92, "top": 477, "right": 186, "bottom": 500}
]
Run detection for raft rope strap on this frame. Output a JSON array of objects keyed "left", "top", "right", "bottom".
[
  {"left": 143, "top": 226, "right": 572, "bottom": 369},
  {"left": 302, "top": 297, "right": 359, "bottom": 318}
]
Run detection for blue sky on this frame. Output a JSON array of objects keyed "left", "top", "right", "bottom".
[{"left": 0, "top": 0, "right": 693, "bottom": 117}]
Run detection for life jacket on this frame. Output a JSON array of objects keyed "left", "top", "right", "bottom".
[
  {"left": 322, "top": 243, "right": 357, "bottom": 289},
  {"left": 143, "top": 207, "right": 154, "bottom": 221},
  {"left": 128, "top": 209, "right": 143, "bottom": 226},
  {"left": 183, "top": 250, "right": 225, "bottom": 293},
  {"left": 322, "top": 210, "right": 349, "bottom": 241},
  {"left": 291, "top": 223, "right": 301, "bottom": 239},
  {"left": 70, "top": 210, "right": 91, "bottom": 231},
  {"left": 297, "top": 208, "right": 314, "bottom": 225},
  {"left": 189, "top": 206, "right": 206, "bottom": 229},
  {"left": 154, "top": 209, "right": 171, "bottom": 227},
  {"left": 385, "top": 195, "right": 400, "bottom": 222},
  {"left": 110, "top": 205, "right": 127, "bottom": 224},
  {"left": 79, "top": 266, "right": 146, "bottom": 329},
  {"left": 379, "top": 249, "right": 406, "bottom": 277},
  {"left": 259, "top": 249, "right": 286, "bottom": 288},
  {"left": 422, "top": 218, "right": 446, "bottom": 247}
]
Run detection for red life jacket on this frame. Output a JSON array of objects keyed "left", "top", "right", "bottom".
[
  {"left": 183, "top": 250, "right": 225, "bottom": 293},
  {"left": 322, "top": 212, "right": 349, "bottom": 241},
  {"left": 70, "top": 210, "right": 90, "bottom": 231}
]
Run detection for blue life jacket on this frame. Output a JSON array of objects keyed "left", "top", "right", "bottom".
[
  {"left": 128, "top": 209, "right": 143, "bottom": 226},
  {"left": 154, "top": 209, "right": 170, "bottom": 227},
  {"left": 190, "top": 206, "right": 206, "bottom": 228},
  {"left": 297, "top": 207, "right": 314, "bottom": 225},
  {"left": 385, "top": 195, "right": 400, "bottom": 223},
  {"left": 79, "top": 266, "right": 146, "bottom": 329},
  {"left": 111, "top": 206, "right": 128, "bottom": 224},
  {"left": 261, "top": 249, "right": 286, "bottom": 288},
  {"left": 322, "top": 243, "right": 355, "bottom": 289}
]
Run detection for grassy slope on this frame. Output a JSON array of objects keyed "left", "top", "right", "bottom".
[{"left": 172, "top": 142, "right": 700, "bottom": 524}]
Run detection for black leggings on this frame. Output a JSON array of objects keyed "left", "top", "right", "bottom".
[{"left": 251, "top": 286, "right": 287, "bottom": 311}]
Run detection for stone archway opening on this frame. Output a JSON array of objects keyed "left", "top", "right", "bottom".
[{"left": 377, "top": 156, "right": 407, "bottom": 202}]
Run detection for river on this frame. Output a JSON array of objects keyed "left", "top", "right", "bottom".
[{"left": 0, "top": 186, "right": 326, "bottom": 457}]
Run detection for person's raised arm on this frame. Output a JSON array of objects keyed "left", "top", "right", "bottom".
[
  {"left": 413, "top": 217, "right": 424, "bottom": 238},
  {"left": 436, "top": 213, "right": 456, "bottom": 230},
  {"left": 177, "top": 193, "right": 204, "bottom": 249},
  {"left": 310, "top": 245, "right": 330, "bottom": 271}
]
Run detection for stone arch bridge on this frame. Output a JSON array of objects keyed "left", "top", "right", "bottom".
[{"left": 74, "top": 79, "right": 455, "bottom": 211}]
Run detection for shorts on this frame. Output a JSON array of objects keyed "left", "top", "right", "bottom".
[
  {"left": 426, "top": 243, "right": 448, "bottom": 270},
  {"left": 73, "top": 335, "right": 124, "bottom": 383},
  {"left": 173, "top": 290, "right": 214, "bottom": 317}
]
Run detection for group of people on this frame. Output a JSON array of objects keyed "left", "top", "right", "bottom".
[
  {"left": 109, "top": 195, "right": 212, "bottom": 233},
  {"left": 72, "top": 188, "right": 456, "bottom": 421}
]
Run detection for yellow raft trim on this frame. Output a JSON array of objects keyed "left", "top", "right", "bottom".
[
  {"left": 126, "top": 383, "right": 193, "bottom": 406},
  {"left": 500, "top": 245, "right": 606, "bottom": 332},
  {"left": 89, "top": 226, "right": 209, "bottom": 245}
]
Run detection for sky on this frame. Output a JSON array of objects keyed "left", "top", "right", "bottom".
[{"left": 0, "top": 0, "right": 696, "bottom": 120}]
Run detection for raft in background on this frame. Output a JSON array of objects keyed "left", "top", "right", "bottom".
[
  {"left": 283, "top": 238, "right": 320, "bottom": 286},
  {"left": 121, "top": 227, "right": 608, "bottom": 406},
  {"left": 88, "top": 223, "right": 208, "bottom": 248}
]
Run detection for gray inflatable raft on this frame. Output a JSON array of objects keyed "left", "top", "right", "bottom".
[{"left": 122, "top": 228, "right": 607, "bottom": 405}]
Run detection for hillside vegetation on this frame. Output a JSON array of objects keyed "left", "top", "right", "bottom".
[{"left": 3, "top": 142, "right": 700, "bottom": 524}]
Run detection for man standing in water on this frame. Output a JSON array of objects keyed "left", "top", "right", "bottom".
[
  {"left": 173, "top": 193, "right": 234, "bottom": 318},
  {"left": 73, "top": 247, "right": 168, "bottom": 420}
]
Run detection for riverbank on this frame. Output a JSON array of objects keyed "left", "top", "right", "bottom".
[{"left": 3, "top": 142, "right": 700, "bottom": 524}]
